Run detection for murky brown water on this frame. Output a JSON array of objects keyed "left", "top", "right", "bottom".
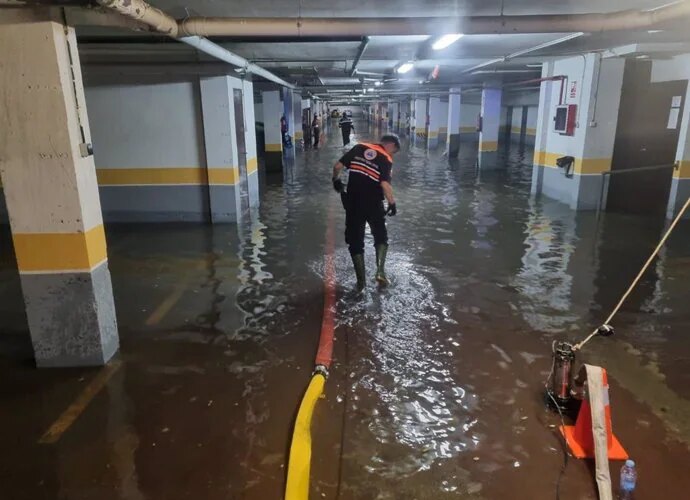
[{"left": 0, "top": 119, "right": 689, "bottom": 499}]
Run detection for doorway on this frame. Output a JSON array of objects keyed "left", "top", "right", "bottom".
[
  {"left": 607, "top": 60, "right": 687, "bottom": 215},
  {"left": 233, "top": 88, "right": 250, "bottom": 214}
]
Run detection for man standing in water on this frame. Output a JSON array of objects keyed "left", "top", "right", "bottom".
[
  {"left": 339, "top": 111, "right": 355, "bottom": 147},
  {"left": 332, "top": 134, "right": 400, "bottom": 291},
  {"left": 312, "top": 113, "right": 320, "bottom": 149}
]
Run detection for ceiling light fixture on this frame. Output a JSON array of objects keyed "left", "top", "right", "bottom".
[
  {"left": 374, "top": 81, "right": 383, "bottom": 87},
  {"left": 396, "top": 62, "right": 415, "bottom": 74},
  {"left": 432, "top": 33, "right": 464, "bottom": 50}
]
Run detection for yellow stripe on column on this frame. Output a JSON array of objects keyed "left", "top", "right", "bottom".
[
  {"left": 12, "top": 224, "right": 107, "bottom": 273},
  {"left": 537, "top": 152, "right": 611, "bottom": 175},
  {"left": 266, "top": 143, "right": 283, "bottom": 152},
  {"left": 479, "top": 141, "right": 498, "bottom": 152},
  {"left": 675, "top": 160, "right": 690, "bottom": 178},
  {"left": 460, "top": 126, "right": 477, "bottom": 133},
  {"left": 208, "top": 167, "right": 239, "bottom": 185},
  {"left": 247, "top": 157, "right": 258, "bottom": 174}
]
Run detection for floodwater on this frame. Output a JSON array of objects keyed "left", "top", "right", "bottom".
[{"left": 0, "top": 118, "right": 689, "bottom": 499}]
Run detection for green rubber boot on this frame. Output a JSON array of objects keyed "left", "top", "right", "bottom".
[
  {"left": 375, "top": 244, "right": 389, "bottom": 286},
  {"left": 351, "top": 253, "right": 366, "bottom": 292}
]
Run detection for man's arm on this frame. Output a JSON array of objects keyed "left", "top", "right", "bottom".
[
  {"left": 332, "top": 161, "right": 344, "bottom": 180},
  {"left": 381, "top": 181, "right": 395, "bottom": 205}
]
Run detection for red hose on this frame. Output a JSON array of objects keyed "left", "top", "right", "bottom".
[{"left": 314, "top": 206, "right": 336, "bottom": 368}]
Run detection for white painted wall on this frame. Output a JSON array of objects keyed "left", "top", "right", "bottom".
[
  {"left": 460, "top": 103, "right": 481, "bottom": 131},
  {"left": 86, "top": 79, "right": 205, "bottom": 168},
  {"left": 538, "top": 54, "right": 624, "bottom": 160},
  {"left": 651, "top": 54, "right": 690, "bottom": 83}
]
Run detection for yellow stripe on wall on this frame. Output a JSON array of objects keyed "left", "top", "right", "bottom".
[
  {"left": 511, "top": 127, "right": 522, "bottom": 134},
  {"left": 535, "top": 151, "right": 612, "bottom": 175},
  {"left": 439, "top": 127, "right": 448, "bottom": 133},
  {"left": 12, "top": 224, "right": 107, "bottom": 273},
  {"left": 675, "top": 160, "right": 690, "bottom": 179},
  {"left": 460, "top": 126, "right": 477, "bottom": 133},
  {"left": 266, "top": 143, "right": 283, "bottom": 152},
  {"left": 479, "top": 141, "right": 498, "bottom": 152},
  {"left": 247, "top": 157, "right": 258, "bottom": 175},
  {"left": 526, "top": 128, "right": 537, "bottom": 136},
  {"left": 428, "top": 131, "right": 439, "bottom": 138},
  {"left": 97, "top": 168, "right": 238, "bottom": 186}
]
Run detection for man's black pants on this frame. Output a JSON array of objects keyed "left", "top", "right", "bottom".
[
  {"left": 341, "top": 194, "right": 387, "bottom": 256},
  {"left": 341, "top": 127, "right": 351, "bottom": 146}
]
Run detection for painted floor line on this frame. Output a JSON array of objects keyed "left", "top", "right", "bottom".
[
  {"left": 145, "top": 284, "right": 188, "bottom": 326},
  {"left": 39, "top": 360, "right": 123, "bottom": 444}
]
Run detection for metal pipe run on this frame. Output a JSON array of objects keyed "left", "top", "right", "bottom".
[
  {"left": 349, "top": 36, "right": 370, "bottom": 77},
  {"left": 178, "top": 3, "right": 690, "bottom": 37},
  {"left": 179, "top": 36, "right": 295, "bottom": 88},
  {"left": 94, "top": 0, "right": 294, "bottom": 88}
]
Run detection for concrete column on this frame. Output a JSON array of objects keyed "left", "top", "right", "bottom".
[
  {"left": 414, "top": 98, "right": 428, "bottom": 145},
  {"left": 282, "top": 88, "right": 294, "bottom": 144},
  {"left": 532, "top": 61, "right": 556, "bottom": 196},
  {"left": 427, "top": 97, "right": 445, "bottom": 148},
  {"left": 292, "top": 91, "right": 303, "bottom": 145},
  {"left": 0, "top": 10, "right": 118, "bottom": 367},
  {"left": 389, "top": 101, "right": 398, "bottom": 132},
  {"left": 262, "top": 90, "right": 283, "bottom": 173},
  {"left": 447, "top": 88, "right": 462, "bottom": 157},
  {"left": 241, "top": 80, "right": 260, "bottom": 208},
  {"left": 438, "top": 99, "right": 449, "bottom": 144},
  {"left": 479, "top": 86, "right": 502, "bottom": 169},
  {"left": 667, "top": 81, "right": 690, "bottom": 218},
  {"left": 532, "top": 54, "right": 625, "bottom": 210},
  {"left": 199, "top": 76, "right": 242, "bottom": 222}
]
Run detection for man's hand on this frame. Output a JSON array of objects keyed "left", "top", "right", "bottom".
[
  {"left": 386, "top": 203, "right": 397, "bottom": 216},
  {"left": 332, "top": 178, "right": 344, "bottom": 193}
]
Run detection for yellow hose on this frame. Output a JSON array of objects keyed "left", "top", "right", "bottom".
[{"left": 285, "top": 373, "right": 326, "bottom": 500}]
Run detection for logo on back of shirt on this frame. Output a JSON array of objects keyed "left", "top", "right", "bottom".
[{"left": 363, "top": 148, "right": 377, "bottom": 161}]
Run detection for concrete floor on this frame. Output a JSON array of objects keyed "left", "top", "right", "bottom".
[{"left": 0, "top": 120, "right": 689, "bottom": 499}]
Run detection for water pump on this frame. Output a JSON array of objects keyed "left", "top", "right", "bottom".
[{"left": 546, "top": 325, "right": 614, "bottom": 409}]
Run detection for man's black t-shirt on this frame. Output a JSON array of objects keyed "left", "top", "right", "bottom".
[{"left": 339, "top": 143, "right": 393, "bottom": 201}]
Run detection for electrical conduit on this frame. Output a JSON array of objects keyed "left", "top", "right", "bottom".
[{"left": 285, "top": 206, "right": 337, "bottom": 500}]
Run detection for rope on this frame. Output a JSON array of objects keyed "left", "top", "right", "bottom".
[{"left": 574, "top": 195, "right": 690, "bottom": 351}]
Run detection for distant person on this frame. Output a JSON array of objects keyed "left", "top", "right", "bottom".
[
  {"left": 312, "top": 114, "right": 320, "bottom": 149},
  {"left": 281, "top": 115, "right": 292, "bottom": 148},
  {"left": 331, "top": 134, "right": 401, "bottom": 291},
  {"left": 339, "top": 112, "right": 355, "bottom": 146}
]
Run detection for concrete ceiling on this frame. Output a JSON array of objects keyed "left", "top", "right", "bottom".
[{"left": 75, "top": 0, "right": 690, "bottom": 97}]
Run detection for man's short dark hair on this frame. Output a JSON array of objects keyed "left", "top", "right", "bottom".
[{"left": 380, "top": 134, "right": 401, "bottom": 150}]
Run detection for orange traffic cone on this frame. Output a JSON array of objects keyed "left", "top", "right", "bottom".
[{"left": 560, "top": 368, "right": 628, "bottom": 460}]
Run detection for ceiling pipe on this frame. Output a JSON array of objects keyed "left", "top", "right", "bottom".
[
  {"left": 349, "top": 36, "right": 370, "bottom": 77},
  {"left": 96, "top": 0, "right": 178, "bottom": 36},
  {"left": 94, "top": 0, "right": 295, "bottom": 88},
  {"left": 462, "top": 32, "right": 585, "bottom": 74},
  {"left": 179, "top": 36, "right": 295, "bottom": 88},
  {"left": 178, "top": 3, "right": 690, "bottom": 37}
]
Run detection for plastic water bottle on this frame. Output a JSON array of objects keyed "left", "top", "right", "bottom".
[{"left": 619, "top": 460, "right": 637, "bottom": 499}]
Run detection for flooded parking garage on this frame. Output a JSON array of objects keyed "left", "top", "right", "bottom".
[
  {"left": 1, "top": 120, "right": 689, "bottom": 499},
  {"left": 3, "top": 2, "right": 690, "bottom": 498}
]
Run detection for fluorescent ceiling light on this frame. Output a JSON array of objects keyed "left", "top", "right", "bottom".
[
  {"left": 396, "top": 62, "right": 414, "bottom": 74},
  {"left": 647, "top": 29, "right": 664, "bottom": 34},
  {"left": 374, "top": 81, "right": 383, "bottom": 87},
  {"left": 432, "top": 33, "right": 464, "bottom": 50}
]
